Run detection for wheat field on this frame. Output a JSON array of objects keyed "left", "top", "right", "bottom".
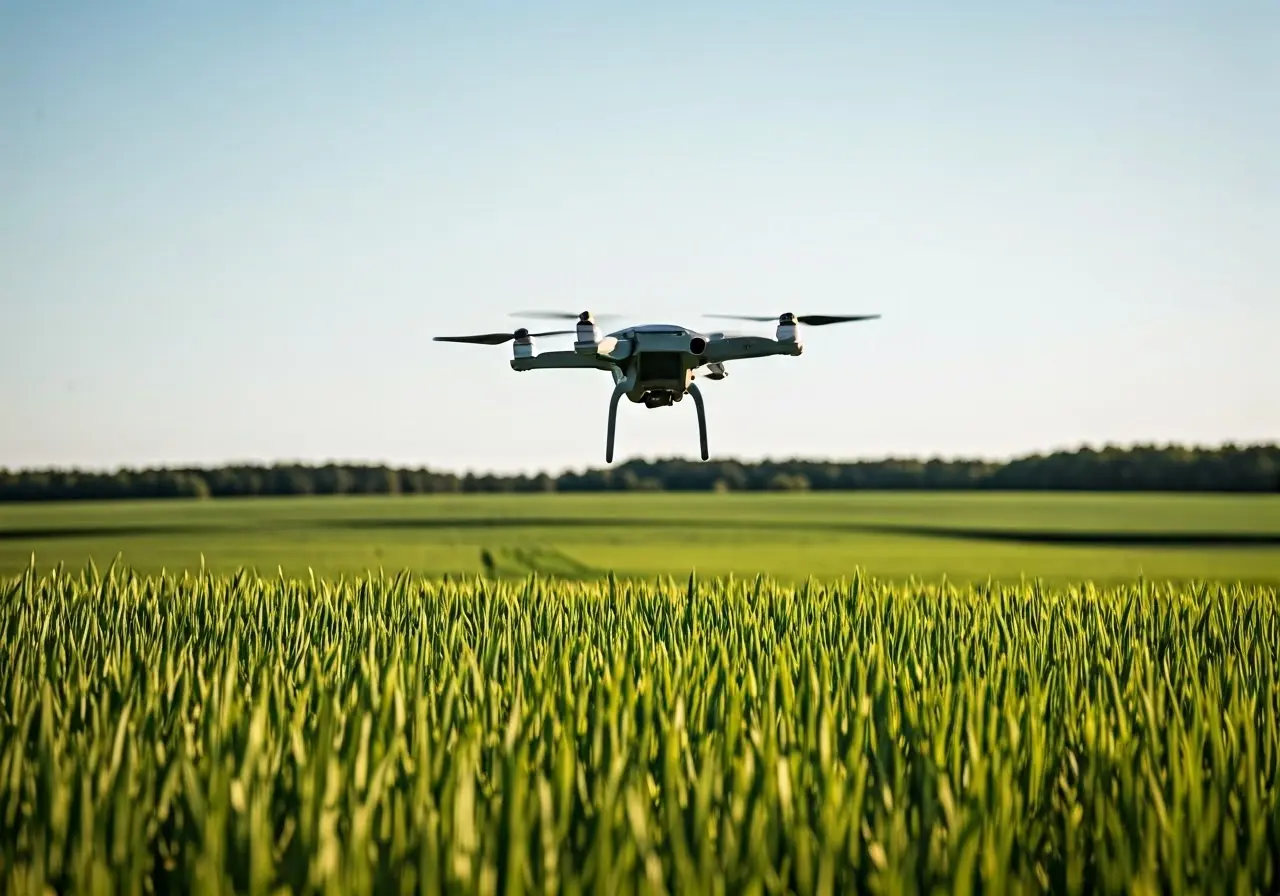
[{"left": 2, "top": 561, "right": 1277, "bottom": 893}]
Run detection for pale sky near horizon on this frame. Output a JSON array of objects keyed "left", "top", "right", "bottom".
[{"left": 2, "top": 1, "right": 1276, "bottom": 475}]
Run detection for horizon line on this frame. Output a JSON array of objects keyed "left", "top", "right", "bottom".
[{"left": 3, "top": 438, "right": 1276, "bottom": 477}]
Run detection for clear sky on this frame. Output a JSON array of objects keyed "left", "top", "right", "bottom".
[{"left": 2, "top": 0, "right": 1276, "bottom": 475}]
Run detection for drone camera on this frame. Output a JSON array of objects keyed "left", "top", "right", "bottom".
[
  {"left": 689, "top": 336, "right": 707, "bottom": 355},
  {"left": 642, "top": 390, "right": 676, "bottom": 409}
]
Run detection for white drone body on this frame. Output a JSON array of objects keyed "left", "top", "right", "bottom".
[{"left": 434, "top": 311, "right": 880, "bottom": 462}]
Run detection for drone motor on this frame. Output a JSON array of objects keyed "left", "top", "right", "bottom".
[
  {"left": 575, "top": 312, "right": 602, "bottom": 355},
  {"left": 512, "top": 328, "right": 534, "bottom": 359},
  {"left": 776, "top": 313, "right": 799, "bottom": 345}
]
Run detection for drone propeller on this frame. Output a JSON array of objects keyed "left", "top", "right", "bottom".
[
  {"left": 432, "top": 328, "right": 573, "bottom": 345},
  {"left": 511, "top": 310, "right": 624, "bottom": 323},
  {"left": 704, "top": 313, "right": 881, "bottom": 326}
]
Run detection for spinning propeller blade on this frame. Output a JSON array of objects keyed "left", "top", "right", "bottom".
[
  {"left": 432, "top": 328, "right": 573, "bottom": 345},
  {"left": 511, "top": 310, "right": 624, "bottom": 322},
  {"left": 704, "top": 313, "right": 881, "bottom": 325}
]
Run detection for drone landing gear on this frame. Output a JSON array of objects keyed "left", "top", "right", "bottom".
[
  {"left": 605, "top": 383, "right": 709, "bottom": 463},
  {"left": 606, "top": 382, "right": 627, "bottom": 464},
  {"left": 688, "top": 383, "right": 709, "bottom": 461}
]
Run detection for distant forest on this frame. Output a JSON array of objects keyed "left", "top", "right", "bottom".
[{"left": 1, "top": 443, "right": 1277, "bottom": 502}]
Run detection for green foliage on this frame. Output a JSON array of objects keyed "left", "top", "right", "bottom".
[
  {"left": 767, "top": 472, "right": 810, "bottom": 491},
  {"left": 1, "top": 443, "right": 1278, "bottom": 502},
  {"left": 1, "top": 563, "right": 1277, "bottom": 892}
]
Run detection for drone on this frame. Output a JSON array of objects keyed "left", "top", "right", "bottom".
[{"left": 433, "top": 311, "right": 880, "bottom": 462}]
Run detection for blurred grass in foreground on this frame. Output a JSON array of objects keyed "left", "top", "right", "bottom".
[{"left": 1, "top": 561, "right": 1277, "bottom": 893}]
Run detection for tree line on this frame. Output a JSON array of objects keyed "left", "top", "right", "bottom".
[{"left": 1, "top": 443, "right": 1276, "bottom": 502}]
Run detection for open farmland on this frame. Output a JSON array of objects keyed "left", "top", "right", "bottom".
[
  {"left": 3, "top": 491, "right": 1278, "bottom": 891},
  {"left": 1, "top": 491, "right": 1278, "bottom": 585},
  {"left": 1, "top": 564, "right": 1277, "bottom": 892}
]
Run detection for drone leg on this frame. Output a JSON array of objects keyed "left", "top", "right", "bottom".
[
  {"left": 605, "top": 381, "right": 628, "bottom": 463},
  {"left": 688, "top": 383, "right": 709, "bottom": 461}
]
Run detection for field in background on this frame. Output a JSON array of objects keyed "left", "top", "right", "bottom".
[{"left": 2, "top": 490, "right": 1277, "bottom": 584}]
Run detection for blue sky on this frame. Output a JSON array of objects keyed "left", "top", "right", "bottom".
[{"left": 2, "top": 0, "right": 1276, "bottom": 474}]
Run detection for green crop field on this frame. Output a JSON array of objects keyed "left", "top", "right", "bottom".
[
  {"left": 3, "top": 491, "right": 1278, "bottom": 891},
  {"left": 1, "top": 491, "right": 1278, "bottom": 585},
  {"left": 2, "top": 564, "right": 1277, "bottom": 892}
]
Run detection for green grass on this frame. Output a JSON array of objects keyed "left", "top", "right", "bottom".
[
  {"left": 2, "top": 564, "right": 1276, "bottom": 893},
  {"left": 2, "top": 491, "right": 1278, "bottom": 585}
]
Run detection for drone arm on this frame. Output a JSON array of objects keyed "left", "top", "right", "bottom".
[
  {"left": 511, "top": 351, "right": 617, "bottom": 372},
  {"left": 593, "top": 336, "right": 633, "bottom": 360},
  {"left": 703, "top": 336, "right": 801, "bottom": 363}
]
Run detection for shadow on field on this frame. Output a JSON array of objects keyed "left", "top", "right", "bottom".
[
  {"left": 864, "top": 524, "right": 1280, "bottom": 547},
  {"left": 333, "top": 516, "right": 1280, "bottom": 547},
  {"left": 3, "top": 516, "right": 1279, "bottom": 548},
  {"left": 0, "top": 524, "right": 217, "bottom": 541}
]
